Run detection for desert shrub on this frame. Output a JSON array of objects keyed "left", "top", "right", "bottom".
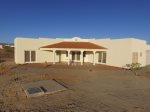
[
  {"left": 3, "top": 45, "right": 14, "bottom": 52},
  {"left": 126, "top": 63, "right": 141, "bottom": 70},
  {"left": 0, "top": 64, "right": 9, "bottom": 75},
  {"left": 126, "top": 63, "right": 141, "bottom": 75},
  {"left": 0, "top": 46, "right": 14, "bottom": 59}
]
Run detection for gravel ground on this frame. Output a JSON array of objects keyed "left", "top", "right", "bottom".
[{"left": 0, "top": 63, "right": 150, "bottom": 112}]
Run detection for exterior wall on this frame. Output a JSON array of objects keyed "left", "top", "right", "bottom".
[
  {"left": 84, "top": 51, "right": 93, "bottom": 63},
  {"left": 131, "top": 39, "right": 147, "bottom": 66},
  {"left": 145, "top": 45, "right": 150, "bottom": 65},
  {"left": 15, "top": 37, "right": 63, "bottom": 64},
  {"left": 60, "top": 51, "right": 67, "bottom": 62},
  {"left": 36, "top": 50, "right": 53, "bottom": 63},
  {"left": 92, "top": 39, "right": 132, "bottom": 67},
  {"left": 91, "top": 38, "right": 149, "bottom": 67},
  {"left": 15, "top": 37, "right": 150, "bottom": 67}
]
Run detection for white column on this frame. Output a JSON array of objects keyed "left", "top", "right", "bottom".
[
  {"left": 67, "top": 50, "right": 70, "bottom": 65},
  {"left": 53, "top": 50, "right": 56, "bottom": 64},
  {"left": 93, "top": 51, "right": 96, "bottom": 65},
  {"left": 80, "top": 50, "right": 83, "bottom": 65}
]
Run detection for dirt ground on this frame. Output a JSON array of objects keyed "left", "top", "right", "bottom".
[{"left": 0, "top": 61, "right": 150, "bottom": 112}]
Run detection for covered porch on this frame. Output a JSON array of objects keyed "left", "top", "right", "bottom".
[{"left": 40, "top": 41, "right": 107, "bottom": 65}]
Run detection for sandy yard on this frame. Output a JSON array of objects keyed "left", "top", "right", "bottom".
[{"left": 0, "top": 62, "right": 150, "bottom": 112}]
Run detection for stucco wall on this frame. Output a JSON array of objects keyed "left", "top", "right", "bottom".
[
  {"left": 15, "top": 37, "right": 149, "bottom": 67},
  {"left": 131, "top": 38, "right": 147, "bottom": 66},
  {"left": 92, "top": 38, "right": 132, "bottom": 67},
  {"left": 15, "top": 37, "right": 63, "bottom": 64},
  {"left": 91, "top": 38, "right": 149, "bottom": 67}
]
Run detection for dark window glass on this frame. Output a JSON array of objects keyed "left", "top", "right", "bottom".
[
  {"left": 77, "top": 52, "right": 80, "bottom": 60},
  {"left": 25, "top": 51, "right": 30, "bottom": 62},
  {"left": 31, "top": 51, "right": 36, "bottom": 62},
  {"left": 103, "top": 52, "right": 106, "bottom": 63},
  {"left": 98, "top": 52, "right": 102, "bottom": 62},
  {"left": 56, "top": 51, "right": 60, "bottom": 55},
  {"left": 72, "top": 52, "right": 75, "bottom": 60}
]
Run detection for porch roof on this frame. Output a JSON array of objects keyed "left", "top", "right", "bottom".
[{"left": 40, "top": 42, "right": 106, "bottom": 49}]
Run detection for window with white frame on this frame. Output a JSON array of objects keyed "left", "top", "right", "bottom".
[
  {"left": 25, "top": 51, "right": 30, "bottom": 62},
  {"left": 31, "top": 51, "right": 36, "bottom": 61},
  {"left": 98, "top": 51, "right": 107, "bottom": 63},
  {"left": 25, "top": 50, "right": 36, "bottom": 62}
]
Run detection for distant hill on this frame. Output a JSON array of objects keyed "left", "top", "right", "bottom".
[
  {"left": 0, "top": 42, "right": 14, "bottom": 45},
  {"left": 0, "top": 46, "right": 14, "bottom": 59}
]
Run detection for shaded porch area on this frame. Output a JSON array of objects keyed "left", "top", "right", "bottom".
[{"left": 40, "top": 41, "right": 107, "bottom": 66}]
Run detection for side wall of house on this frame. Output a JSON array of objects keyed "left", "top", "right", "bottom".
[
  {"left": 15, "top": 37, "right": 149, "bottom": 67},
  {"left": 131, "top": 39, "right": 147, "bottom": 66},
  {"left": 146, "top": 45, "right": 150, "bottom": 65},
  {"left": 15, "top": 38, "right": 63, "bottom": 64},
  {"left": 91, "top": 38, "right": 148, "bottom": 67},
  {"left": 92, "top": 39, "right": 133, "bottom": 67}
]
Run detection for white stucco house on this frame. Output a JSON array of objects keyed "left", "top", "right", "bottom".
[{"left": 14, "top": 37, "right": 150, "bottom": 68}]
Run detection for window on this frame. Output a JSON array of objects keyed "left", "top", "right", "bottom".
[
  {"left": 56, "top": 51, "right": 60, "bottom": 55},
  {"left": 98, "top": 51, "right": 107, "bottom": 63},
  {"left": 25, "top": 51, "right": 30, "bottom": 62},
  {"left": 31, "top": 51, "right": 36, "bottom": 61},
  {"left": 103, "top": 52, "right": 106, "bottom": 63},
  {"left": 98, "top": 52, "right": 102, "bottom": 62},
  {"left": 24, "top": 50, "right": 36, "bottom": 62},
  {"left": 72, "top": 51, "right": 80, "bottom": 61},
  {"left": 77, "top": 52, "right": 80, "bottom": 60}
]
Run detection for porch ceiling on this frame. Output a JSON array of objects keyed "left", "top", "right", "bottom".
[{"left": 40, "top": 42, "right": 107, "bottom": 50}]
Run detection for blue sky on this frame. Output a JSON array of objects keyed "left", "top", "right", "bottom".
[{"left": 0, "top": 0, "right": 150, "bottom": 43}]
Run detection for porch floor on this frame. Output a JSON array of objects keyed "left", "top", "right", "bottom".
[{"left": 22, "top": 62, "right": 123, "bottom": 70}]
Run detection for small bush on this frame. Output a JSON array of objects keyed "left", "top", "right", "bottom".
[
  {"left": 126, "top": 63, "right": 141, "bottom": 75},
  {"left": 126, "top": 63, "right": 141, "bottom": 70}
]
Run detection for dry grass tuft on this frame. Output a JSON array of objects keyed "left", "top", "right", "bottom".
[{"left": 0, "top": 64, "right": 9, "bottom": 75}]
